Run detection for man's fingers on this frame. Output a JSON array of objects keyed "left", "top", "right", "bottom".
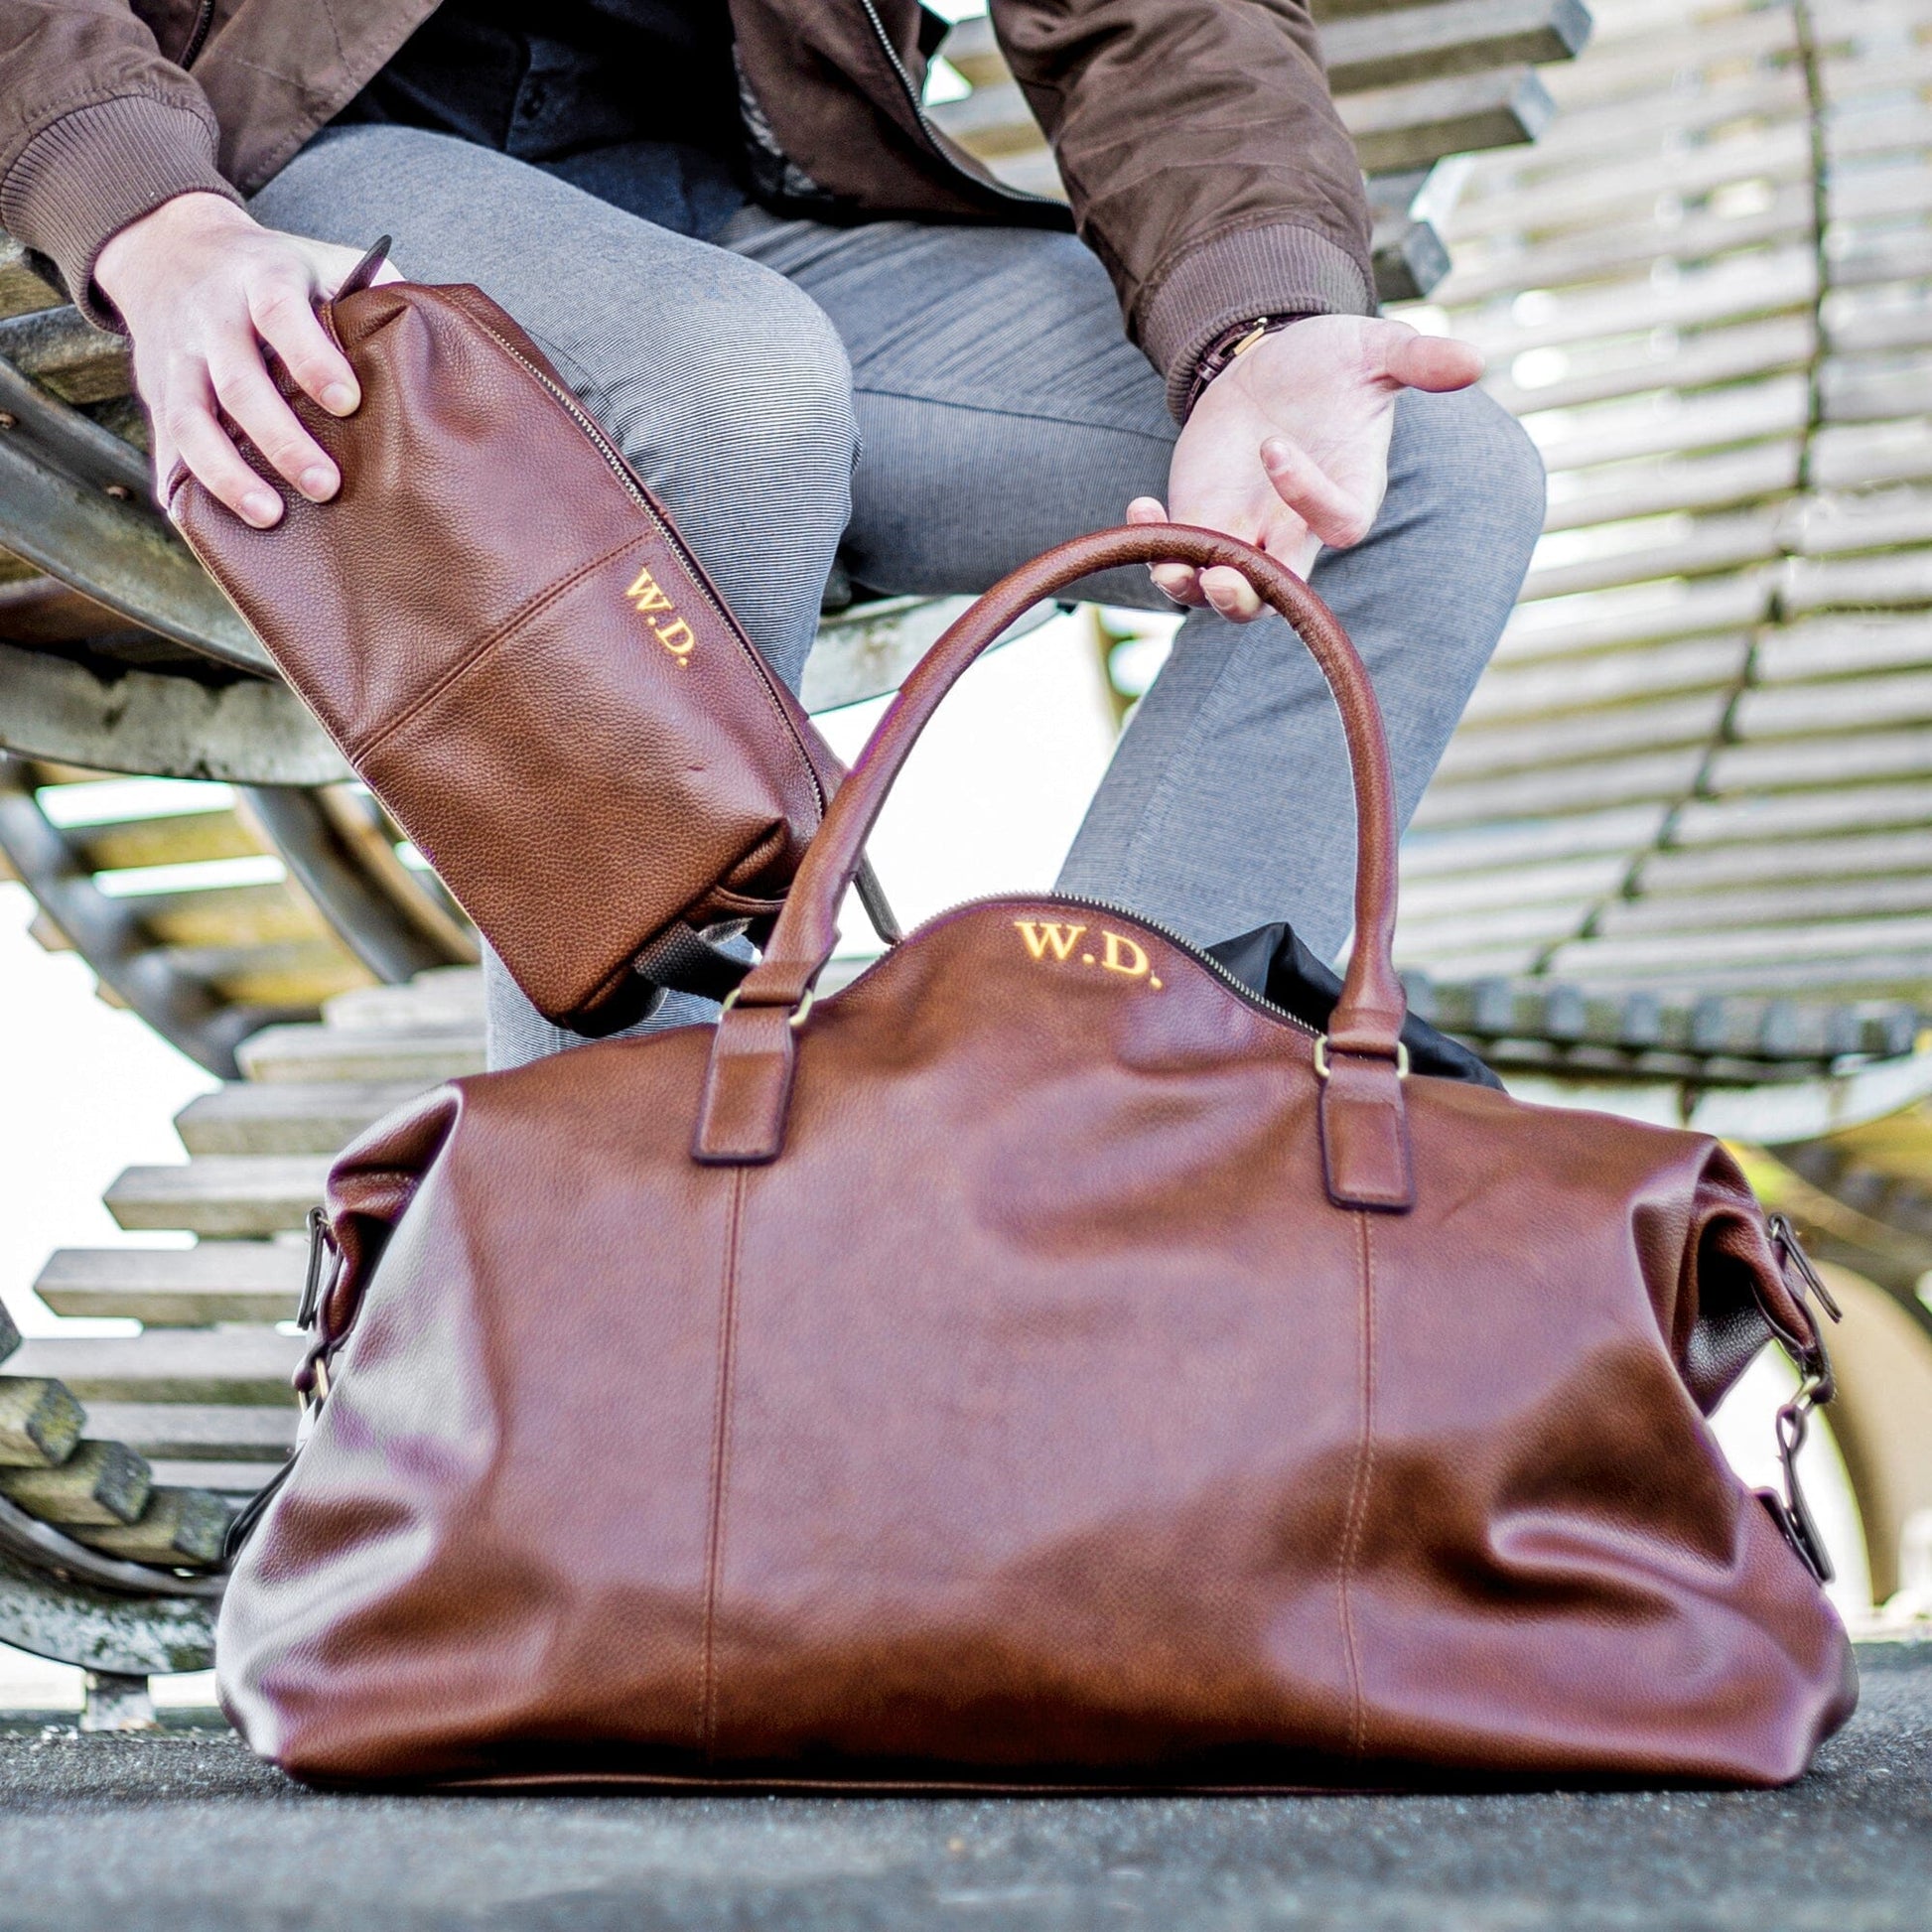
[
  {"left": 1200, "top": 565, "right": 1263, "bottom": 621},
  {"left": 1260, "top": 437, "right": 1373, "bottom": 549},
  {"left": 1127, "top": 493, "right": 1206, "bottom": 605},
  {"left": 249, "top": 274, "right": 359, "bottom": 417},
  {"left": 166, "top": 396, "right": 284, "bottom": 527},
  {"left": 1373, "top": 322, "right": 1483, "bottom": 393},
  {"left": 207, "top": 347, "right": 341, "bottom": 501}
]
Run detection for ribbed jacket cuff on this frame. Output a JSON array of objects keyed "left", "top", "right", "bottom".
[
  {"left": 0, "top": 96, "right": 240, "bottom": 330},
  {"left": 1139, "top": 223, "right": 1375, "bottom": 421}
]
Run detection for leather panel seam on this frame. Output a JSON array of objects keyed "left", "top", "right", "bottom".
[
  {"left": 1336, "top": 1207, "right": 1376, "bottom": 1756},
  {"left": 700, "top": 1166, "right": 748, "bottom": 1760},
  {"left": 347, "top": 530, "right": 648, "bottom": 765}
]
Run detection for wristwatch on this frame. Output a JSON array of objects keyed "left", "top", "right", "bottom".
[{"left": 1183, "top": 314, "right": 1303, "bottom": 418}]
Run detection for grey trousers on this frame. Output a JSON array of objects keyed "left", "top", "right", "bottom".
[{"left": 251, "top": 125, "right": 1546, "bottom": 1069}]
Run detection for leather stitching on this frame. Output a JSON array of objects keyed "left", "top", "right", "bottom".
[
  {"left": 1336, "top": 1208, "right": 1376, "bottom": 1756},
  {"left": 700, "top": 1167, "right": 748, "bottom": 1760},
  {"left": 349, "top": 532, "right": 647, "bottom": 763}
]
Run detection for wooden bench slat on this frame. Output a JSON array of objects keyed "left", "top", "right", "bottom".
[
  {"left": 105, "top": 1155, "right": 331, "bottom": 1238},
  {"left": 79, "top": 1403, "right": 297, "bottom": 1462},
  {"left": 69, "top": 1486, "right": 230, "bottom": 1567},
  {"left": 0, "top": 1439, "right": 151, "bottom": 1526},
  {"left": 235, "top": 1022, "right": 484, "bottom": 1086},
  {"left": 175, "top": 1079, "right": 438, "bottom": 1156},
  {"left": 34, "top": 1245, "right": 307, "bottom": 1326},
  {"left": 0, "top": 1377, "right": 84, "bottom": 1469},
  {"left": 4, "top": 1330, "right": 305, "bottom": 1406}
]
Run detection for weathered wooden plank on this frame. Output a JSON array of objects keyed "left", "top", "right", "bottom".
[
  {"left": 1542, "top": 442, "right": 1802, "bottom": 531},
  {"left": 1737, "top": 668, "right": 1932, "bottom": 743},
  {"left": 1340, "top": 66, "right": 1555, "bottom": 173},
  {"left": 1784, "top": 548, "right": 1932, "bottom": 614},
  {"left": 1753, "top": 615, "right": 1932, "bottom": 686},
  {"left": 235, "top": 1022, "right": 484, "bottom": 1086},
  {"left": 1434, "top": 689, "right": 1728, "bottom": 780},
  {"left": 1672, "top": 779, "right": 1932, "bottom": 850},
  {"left": 0, "top": 305, "right": 130, "bottom": 405},
  {"left": 0, "top": 235, "right": 62, "bottom": 322},
  {"left": 70, "top": 1487, "right": 230, "bottom": 1568},
  {"left": 1460, "top": 632, "right": 1748, "bottom": 722},
  {"left": 62, "top": 810, "right": 261, "bottom": 876},
  {"left": 1319, "top": 0, "right": 1592, "bottom": 92},
  {"left": 174, "top": 1080, "right": 437, "bottom": 1157},
  {"left": 1711, "top": 725, "right": 1932, "bottom": 797},
  {"left": 323, "top": 968, "right": 483, "bottom": 1034},
  {"left": 105, "top": 1156, "right": 331, "bottom": 1238},
  {"left": 1437, "top": 183, "right": 1813, "bottom": 304},
  {"left": 1448, "top": 122, "right": 1811, "bottom": 242},
  {"left": 1410, "top": 744, "right": 1707, "bottom": 827},
  {"left": 80, "top": 1403, "right": 297, "bottom": 1463},
  {"left": 0, "top": 1440, "right": 151, "bottom": 1526},
  {"left": 1457, "top": 247, "right": 1817, "bottom": 357},
  {"left": 1522, "top": 507, "right": 1783, "bottom": 602},
  {"left": 33, "top": 1245, "right": 306, "bottom": 1326},
  {"left": 1640, "top": 828, "right": 1932, "bottom": 897},
  {"left": 1482, "top": 316, "right": 1817, "bottom": 418},
  {"left": 114, "top": 881, "right": 328, "bottom": 950},
  {"left": 146, "top": 1459, "right": 285, "bottom": 1495},
  {"left": 0, "top": 1378, "right": 84, "bottom": 1469},
  {"left": 1530, "top": 376, "right": 1809, "bottom": 473},
  {"left": 1399, "top": 851, "right": 1629, "bottom": 919},
  {"left": 1400, "top": 801, "right": 1670, "bottom": 876},
  {"left": 4, "top": 1330, "right": 305, "bottom": 1406},
  {"left": 1598, "top": 872, "right": 1932, "bottom": 936}
]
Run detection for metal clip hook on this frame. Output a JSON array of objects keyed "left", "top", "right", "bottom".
[{"left": 297, "top": 1204, "right": 341, "bottom": 1333}]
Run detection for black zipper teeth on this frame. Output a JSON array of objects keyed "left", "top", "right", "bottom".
[
  {"left": 473, "top": 320, "right": 827, "bottom": 811},
  {"left": 854, "top": 0, "right": 1061, "bottom": 209},
  {"left": 899, "top": 892, "right": 1322, "bottom": 1038},
  {"left": 181, "top": 0, "right": 217, "bottom": 68}
]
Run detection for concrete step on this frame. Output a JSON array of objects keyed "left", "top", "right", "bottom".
[
  {"left": 174, "top": 1080, "right": 433, "bottom": 1156},
  {"left": 104, "top": 1157, "right": 331, "bottom": 1237},
  {"left": 34, "top": 1245, "right": 306, "bottom": 1326},
  {"left": 236, "top": 1024, "right": 483, "bottom": 1087},
  {"left": 5, "top": 1330, "right": 304, "bottom": 1406}
]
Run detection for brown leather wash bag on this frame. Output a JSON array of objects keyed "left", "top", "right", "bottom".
[
  {"left": 218, "top": 527, "right": 1856, "bottom": 1792},
  {"left": 172, "top": 245, "right": 891, "bottom": 1035}
]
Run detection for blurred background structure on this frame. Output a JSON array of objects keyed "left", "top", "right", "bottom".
[{"left": 1, "top": 0, "right": 1930, "bottom": 1722}]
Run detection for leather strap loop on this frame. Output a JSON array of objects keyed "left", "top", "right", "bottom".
[{"left": 696, "top": 525, "right": 1409, "bottom": 1164}]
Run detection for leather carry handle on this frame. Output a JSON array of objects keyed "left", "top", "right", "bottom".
[{"left": 695, "top": 525, "right": 1414, "bottom": 1199}]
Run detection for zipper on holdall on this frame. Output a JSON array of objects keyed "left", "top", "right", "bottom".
[
  {"left": 852, "top": 0, "right": 1064, "bottom": 212},
  {"left": 467, "top": 317, "right": 828, "bottom": 814},
  {"left": 911, "top": 892, "right": 1324, "bottom": 1040}
]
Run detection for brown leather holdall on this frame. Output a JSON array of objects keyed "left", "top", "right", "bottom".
[
  {"left": 172, "top": 244, "right": 892, "bottom": 1035},
  {"left": 217, "top": 527, "right": 1857, "bottom": 1791}
]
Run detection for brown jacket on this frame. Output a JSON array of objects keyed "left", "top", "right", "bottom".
[{"left": 0, "top": 0, "right": 1372, "bottom": 412}]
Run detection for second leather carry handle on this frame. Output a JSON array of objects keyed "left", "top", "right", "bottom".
[{"left": 745, "top": 524, "right": 1407, "bottom": 1052}]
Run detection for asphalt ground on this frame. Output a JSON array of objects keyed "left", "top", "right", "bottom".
[{"left": 0, "top": 1645, "right": 1926, "bottom": 1932}]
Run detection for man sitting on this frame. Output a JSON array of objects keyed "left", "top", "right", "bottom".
[{"left": 0, "top": 0, "right": 1545, "bottom": 1065}]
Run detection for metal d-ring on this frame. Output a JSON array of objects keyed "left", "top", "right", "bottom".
[{"left": 1312, "top": 1035, "right": 1410, "bottom": 1081}]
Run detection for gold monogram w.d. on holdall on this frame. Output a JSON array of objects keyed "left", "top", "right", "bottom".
[{"left": 216, "top": 525, "right": 1855, "bottom": 1790}]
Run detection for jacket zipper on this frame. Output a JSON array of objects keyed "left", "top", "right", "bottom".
[
  {"left": 468, "top": 316, "right": 827, "bottom": 814},
  {"left": 904, "top": 892, "right": 1324, "bottom": 1039},
  {"left": 180, "top": 0, "right": 217, "bottom": 68},
  {"left": 852, "top": 0, "right": 1062, "bottom": 211}
]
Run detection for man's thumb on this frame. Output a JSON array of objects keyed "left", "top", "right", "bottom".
[{"left": 1375, "top": 322, "right": 1483, "bottom": 393}]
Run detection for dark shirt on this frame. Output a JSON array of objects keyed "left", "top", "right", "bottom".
[{"left": 334, "top": 0, "right": 748, "bottom": 238}]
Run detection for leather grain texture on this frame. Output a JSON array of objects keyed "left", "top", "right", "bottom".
[
  {"left": 217, "top": 529, "right": 1857, "bottom": 1792},
  {"left": 172, "top": 279, "right": 837, "bottom": 1034}
]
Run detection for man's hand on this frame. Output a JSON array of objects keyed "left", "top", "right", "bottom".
[
  {"left": 1132, "top": 315, "right": 1484, "bottom": 621},
  {"left": 94, "top": 192, "right": 403, "bottom": 529}
]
